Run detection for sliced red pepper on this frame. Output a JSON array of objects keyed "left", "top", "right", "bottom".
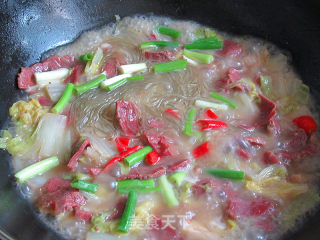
[
  {"left": 192, "top": 141, "right": 210, "bottom": 158},
  {"left": 67, "top": 138, "right": 90, "bottom": 171},
  {"left": 119, "top": 145, "right": 144, "bottom": 158},
  {"left": 145, "top": 151, "right": 160, "bottom": 165},
  {"left": 117, "top": 137, "right": 130, "bottom": 146},
  {"left": 116, "top": 143, "right": 128, "bottom": 153},
  {"left": 102, "top": 156, "right": 122, "bottom": 172},
  {"left": 197, "top": 120, "right": 228, "bottom": 131},
  {"left": 204, "top": 109, "right": 218, "bottom": 119},
  {"left": 101, "top": 145, "right": 144, "bottom": 173},
  {"left": 293, "top": 115, "right": 317, "bottom": 135},
  {"left": 116, "top": 137, "right": 131, "bottom": 153},
  {"left": 164, "top": 108, "right": 182, "bottom": 120}
]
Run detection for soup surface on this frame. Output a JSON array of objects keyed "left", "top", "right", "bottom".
[{"left": 1, "top": 16, "right": 320, "bottom": 240}]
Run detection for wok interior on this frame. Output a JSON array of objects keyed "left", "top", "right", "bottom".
[{"left": 0, "top": 1, "right": 319, "bottom": 240}]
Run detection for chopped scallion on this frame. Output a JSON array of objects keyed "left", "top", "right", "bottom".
[
  {"left": 100, "top": 73, "right": 132, "bottom": 89},
  {"left": 80, "top": 52, "right": 94, "bottom": 62},
  {"left": 117, "top": 179, "right": 160, "bottom": 194},
  {"left": 210, "top": 92, "right": 237, "bottom": 109},
  {"left": 157, "top": 26, "right": 181, "bottom": 39},
  {"left": 168, "top": 172, "right": 186, "bottom": 186},
  {"left": 206, "top": 168, "right": 244, "bottom": 180},
  {"left": 154, "top": 59, "right": 187, "bottom": 73},
  {"left": 184, "top": 108, "right": 196, "bottom": 136},
  {"left": 119, "top": 63, "right": 147, "bottom": 74},
  {"left": 117, "top": 191, "right": 138, "bottom": 233},
  {"left": 140, "top": 41, "right": 180, "bottom": 49},
  {"left": 183, "top": 49, "right": 214, "bottom": 64},
  {"left": 126, "top": 75, "right": 144, "bottom": 81},
  {"left": 15, "top": 156, "right": 59, "bottom": 183},
  {"left": 74, "top": 74, "right": 106, "bottom": 94},
  {"left": 118, "top": 186, "right": 161, "bottom": 194},
  {"left": 35, "top": 68, "right": 69, "bottom": 86},
  {"left": 185, "top": 37, "right": 223, "bottom": 50},
  {"left": 104, "top": 78, "right": 127, "bottom": 91},
  {"left": 51, "top": 83, "right": 74, "bottom": 113},
  {"left": 195, "top": 99, "right": 228, "bottom": 110},
  {"left": 159, "top": 175, "right": 179, "bottom": 207},
  {"left": 124, "top": 146, "right": 153, "bottom": 166},
  {"left": 63, "top": 173, "right": 92, "bottom": 181},
  {"left": 183, "top": 55, "right": 198, "bottom": 66},
  {"left": 71, "top": 179, "right": 99, "bottom": 193},
  {"left": 117, "top": 179, "right": 155, "bottom": 189},
  {"left": 85, "top": 47, "right": 103, "bottom": 75}
]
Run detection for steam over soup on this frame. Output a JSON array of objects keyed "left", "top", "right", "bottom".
[{"left": 2, "top": 16, "right": 320, "bottom": 240}]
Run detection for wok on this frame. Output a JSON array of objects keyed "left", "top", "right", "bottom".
[{"left": 0, "top": 0, "right": 319, "bottom": 239}]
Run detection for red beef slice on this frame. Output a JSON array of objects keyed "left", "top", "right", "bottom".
[
  {"left": 74, "top": 207, "right": 93, "bottom": 221},
  {"left": 18, "top": 55, "right": 76, "bottom": 89},
  {"left": 240, "top": 94, "right": 280, "bottom": 136},
  {"left": 144, "top": 133, "right": 173, "bottom": 156},
  {"left": 215, "top": 67, "right": 242, "bottom": 89},
  {"left": 217, "top": 40, "right": 243, "bottom": 57},
  {"left": 38, "top": 178, "right": 86, "bottom": 215},
  {"left": 116, "top": 101, "right": 140, "bottom": 136},
  {"left": 103, "top": 56, "right": 127, "bottom": 78},
  {"left": 227, "top": 198, "right": 277, "bottom": 219},
  {"left": 145, "top": 50, "right": 177, "bottom": 62}
]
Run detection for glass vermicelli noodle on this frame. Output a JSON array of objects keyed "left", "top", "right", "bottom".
[{"left": 1, "top": 15, "right": 320, "bottom": 240}]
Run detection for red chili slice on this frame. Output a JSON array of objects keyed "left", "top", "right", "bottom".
[
  {"left": 117, "top": 137, "right": 130, "bottom": 146},
  {"left": 102, "top": 156, "right": 122, "bottom": 172},
  {"left": 164, "top": 108, "right": 182, "bottom": 120},
  {"left": 145, "top": 151, "right": 160, "bottom": 165},
  {"left": 204, "top": 109, "right": 218, "bottom": 119},
  {"left": 192, "top": 141, "right": 210, "bottom": 158},
  {"left": 293, "top": 115, "right": 317, "bottom": 135},
  {"left": 116, "top": 137, "right": 131, "bottom": 153},
  {"left": 119, "top": 145, "right": 144, "bottom": 158},
  {"left": 101, "top": 145, "right": 144, "bottom": 173},
  {"left": 197, "top": 120, "right": 228, "bottom": 131}
]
